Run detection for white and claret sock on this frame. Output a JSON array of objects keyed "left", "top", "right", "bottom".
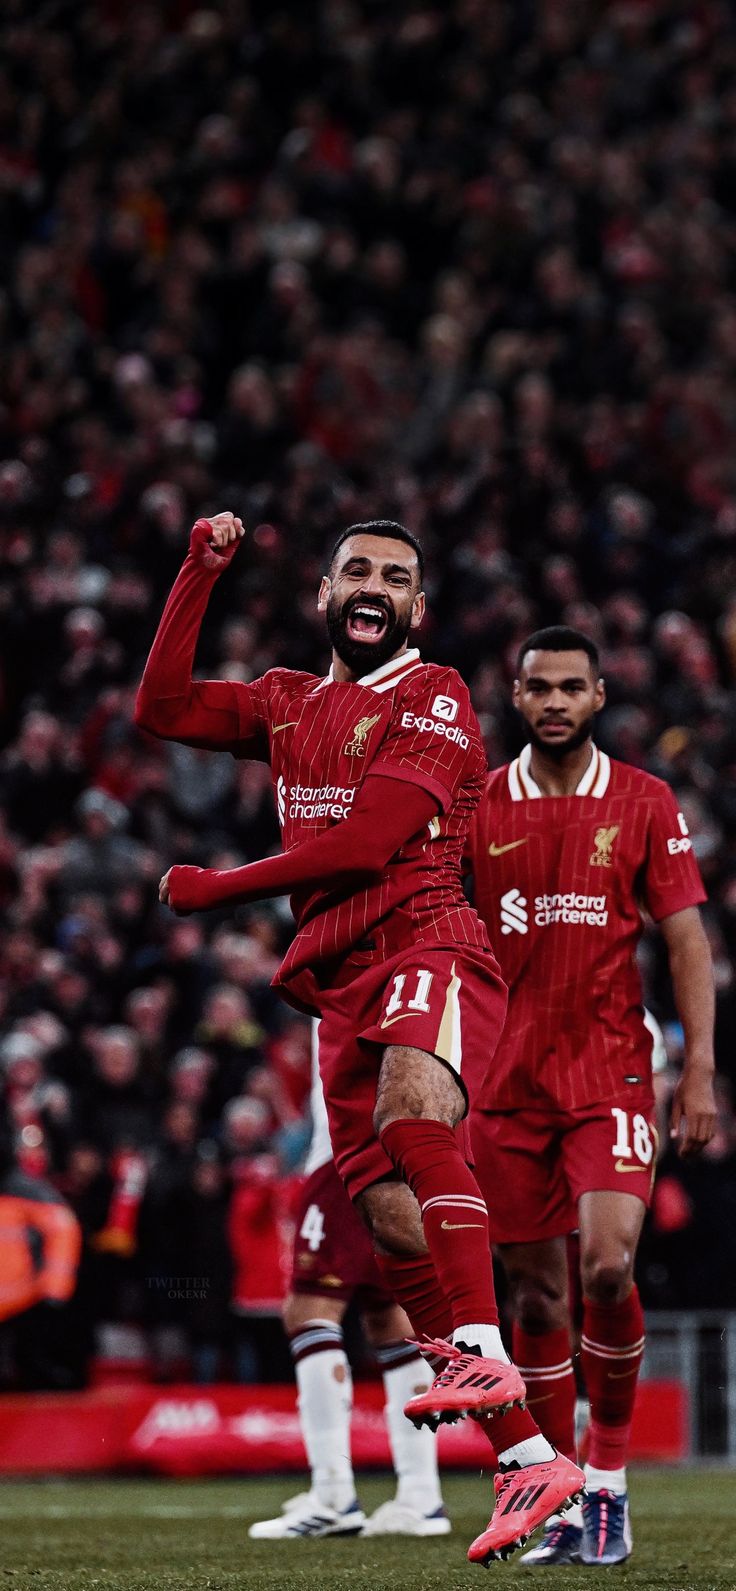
[
  {"left": 374, "top": 1341, "right": 443, "bottom": 1513},
  {"left": 290, "top": 1320, "right": 356, "bottom": 1511},
  {"left": 585, "top": 1462, "right": 627, "bottom": 1496}
]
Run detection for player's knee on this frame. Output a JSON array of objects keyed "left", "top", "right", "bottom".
[
  {"left": 581, "top": 1253, "right": 632, "bottom": 1304},
  {"left": 512, "top": 1277, "right": 567, "bottom": 1334}
]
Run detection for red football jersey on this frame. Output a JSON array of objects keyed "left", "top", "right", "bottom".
[
  {"left": 222, "top": 647, "right": 489, "bottom": 1009},
  {"left": 468, "top": 743, "right": 706, "bottom": 1111}
]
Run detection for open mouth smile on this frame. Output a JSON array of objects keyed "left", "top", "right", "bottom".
[{"left": 345, "top": 602, "right": 390, "bottom": 642}]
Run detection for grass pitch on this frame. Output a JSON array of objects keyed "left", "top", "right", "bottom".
[{"left": 0, "top": 1470, "right": 733, "bottom": 1591}]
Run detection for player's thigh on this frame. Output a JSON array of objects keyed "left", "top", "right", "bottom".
[
  {"left": 376, "top": 1042, "right": 465, "bottom": 1129},
  {"left": 291, "top": 1159, "right": 382, "bottom": 1304},
  {"left": 317, "top": 994, "right": 395, "bottom": 1200},
  {"left": 577, "top": 1189, "right": 647, "bottom": 1283},
  {"left": 365, "top": 944, "right": 507, "bottom": 1128},
  {"left": 471, "top": 1109, "right": 575, "bottom": 1246}
]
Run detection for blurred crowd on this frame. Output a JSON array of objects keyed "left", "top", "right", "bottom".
[{"left": 2, "top": 0, "right": 736, "bottom": 1385}]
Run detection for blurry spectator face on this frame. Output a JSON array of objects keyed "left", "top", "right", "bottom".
[
  {"left": 227, "top": 363, "right": 275, "bottom": 419},
  {"left": 170, "top": 1047, "right": 213, "bottom": 1103},
  {"left": 94, "top": 1028, "right": 139, "bottom": 1088},
  {"left": 319, "top": 531, "right": 424, "bottom": 675},
  {"left": 2, "top": 1033, "right": 43, "bottom": 1091},
  {"left": 212, "top": 931, "right": 270, "bottom": 986},
  {"left": 125, "top": 986, "right": 169, "bottom": 1041},
  {"left": 220, "top": 617, "right": 256, "bottom": 664},
  {"left": 49, "top": 964, "right": 90, "bottom": 1016},
  {"left": 113, "top": 884, "right": 146, "bottom": 921},
  {"left": 162, "top": 1100, "right": 198, "bottom": 1151},
  {"left": 17, "top": 711, "right": 60, "bottom": 764},
  {"left": 192, "top": 1158, "right": 224, "bottom": 1197},
  {"left": 64, "top": 607, "right": 104, "bottom": 652},
  {"left": 548, "top": 498, "right": 584, "bottom": 548},
  {"left": 222, "top": 1096, "right": 269, "bottom": 1152},
  {"left": 542, "top": 556, "right": 581, "bottom": 606},
  {"left": 21, "top": 1011, "right": 67, "bottom": 1056},
  {"left": 513, "top": 648, "right": 604, "bottom": 757},
  {"left": 202, "top": 984, "right": 252, "bottom": 1035},
  {"left": 67, "top": 1142, "right": 104, "bottom": 1187}
]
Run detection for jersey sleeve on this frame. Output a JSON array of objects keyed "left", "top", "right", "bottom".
[
  {"left": 642, "top": 783, "right": 707, "bottom": 922},
  {"left": 368, "top": 669, "right": 482, "bottom": 813}
]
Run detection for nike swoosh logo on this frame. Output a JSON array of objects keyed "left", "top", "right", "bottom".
[
  {"left": 488, "top": 839, "right": 528, "bottom": 856},
  {"left": 525, "top": 1391, "right": 556, "bottom": 1404},
  {"left": 272, "top": 722, "right": 298, "bottom": 734},
  {"left": 614, "top": 1159, "right": 646, "bottom": 1173},
  {"left": 608, "top": 1368, "right": 639, "bottom": 1379},
  {"left": 440, "top": 1220, "right": 484, "bottom": 1230},
  {"left": 380, "top": 1011, "right": 420, "bottom": 1029}
]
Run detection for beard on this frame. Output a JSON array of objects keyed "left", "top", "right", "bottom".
[
  {"left": 326, "top": 592, "right": 413, "bottom": 674},
  {"left": 527, "top": 713, "right": 596, "bottom": 760}
]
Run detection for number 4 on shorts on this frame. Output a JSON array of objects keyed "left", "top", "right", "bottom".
[{"left": 300, "top": 1203, "right": 326, "bottom": 1252}]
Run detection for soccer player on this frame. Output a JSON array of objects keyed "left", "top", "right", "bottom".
[
  {"left": 250, "top": 1028, "right": 449, "bottom": 1539},
  {"left": 466, "top": 625, "right": 716, "bottom": 1565},
  {"left": 135, "top": 514, "right": 584, "bottom": 1563}
]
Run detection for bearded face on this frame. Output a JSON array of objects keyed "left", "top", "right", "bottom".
[{"left": 319, "top": 534, "right": 424, "bottom": 676}]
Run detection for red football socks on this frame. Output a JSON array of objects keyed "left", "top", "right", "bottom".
[
  {"left": 372, "top": 1248, "right": 452, "bottom": 1361},
  {"left": 511, "top": 1323, "right": 577, "bottom": 1460},
  {"left": 581, "top": 1286, "right": 645, "bottom": 1470},
  {"left": 379, "top": 1118, "right": 499, "bottom": 1330}
]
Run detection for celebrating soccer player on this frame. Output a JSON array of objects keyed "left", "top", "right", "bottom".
[
  {"left": 466, "top": 626, "right": 716, "bottom": 1565},
  {"left": 135, "top": 515, "right": 584, "bottom": 1563}
]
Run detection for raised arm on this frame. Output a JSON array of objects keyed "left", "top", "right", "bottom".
[
  {"left": 135, "top": 514, "right": 266, "bottom": 754},
  {"left": 159, "top": 775, "right": 439, "bottom": 912},
  {"left": 660, "top": 905, "right": 716, "bottom": 1158}
]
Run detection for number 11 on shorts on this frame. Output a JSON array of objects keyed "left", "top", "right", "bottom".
[{"left": 385, "top": 969, "right": 434, "bottom": 1018}]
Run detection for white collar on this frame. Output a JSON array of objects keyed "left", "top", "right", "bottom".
[
  {"left": 508, "top": 742, "right": 611, "bottom": 801},
  {"left": 311, "top": 648, "right": 423, "bottom": 695}
]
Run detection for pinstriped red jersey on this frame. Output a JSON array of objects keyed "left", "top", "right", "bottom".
[
  {"left": 468, "top": 745, "right": 706, "bottom": 1111},
  {"left": 229, "top": 648, "right": 490, "bottom": 1009}
]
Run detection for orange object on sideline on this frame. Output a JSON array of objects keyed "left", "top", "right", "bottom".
[{"left": 0, "top": 1170, "right": 81, "bottom": 1321}]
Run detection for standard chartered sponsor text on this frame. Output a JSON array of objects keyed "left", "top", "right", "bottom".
[
  {"left": 286, "top": 782, "right": 357, "bottom": 821},
  {"left": 534, "top": 892, "right": 608, "bottom": 926}
]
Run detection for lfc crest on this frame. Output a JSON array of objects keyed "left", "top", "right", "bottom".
[
  {"left": 590, "top": 825, "right": 619, "bottom": 867},
  {"left": 344, "top": 713, "right": 380, "bottom": 756}
]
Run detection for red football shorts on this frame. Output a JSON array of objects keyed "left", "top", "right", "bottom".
[
  {"left": 317, "top": 942, "right": 507, "bottom": 1201},
  {"left": 291, "top": 1159, "right": 391, "bottom": 1309},
  {"left": 471, "top": 1100, "right": 658, "bottom": 1244}
]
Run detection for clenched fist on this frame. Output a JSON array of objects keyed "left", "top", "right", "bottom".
[
  {"left": 159, "top": 865, "right": 209, "bottom": 914},
  {"left": 189, "top": 512, "right": 245, "bottom": 572}
]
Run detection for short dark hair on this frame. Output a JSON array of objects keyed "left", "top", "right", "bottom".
[
  {"left": 516, "top": 625, "right": 600, "bottom": 676},
  {"left": 329, "top": 520, "right": 424, "bottom": 585}
]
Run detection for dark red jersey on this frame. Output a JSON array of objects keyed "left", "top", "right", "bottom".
[
  {"left": 202, "top": 648, "right": 489, "bottom": 1007},
  {"left": 468, "top": 744, "right": 706, "bottom": 1112}
]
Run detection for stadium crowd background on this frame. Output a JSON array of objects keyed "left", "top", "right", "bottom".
[{"left": 1, "top": 0, "right": 736, "bottom": 1388}]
